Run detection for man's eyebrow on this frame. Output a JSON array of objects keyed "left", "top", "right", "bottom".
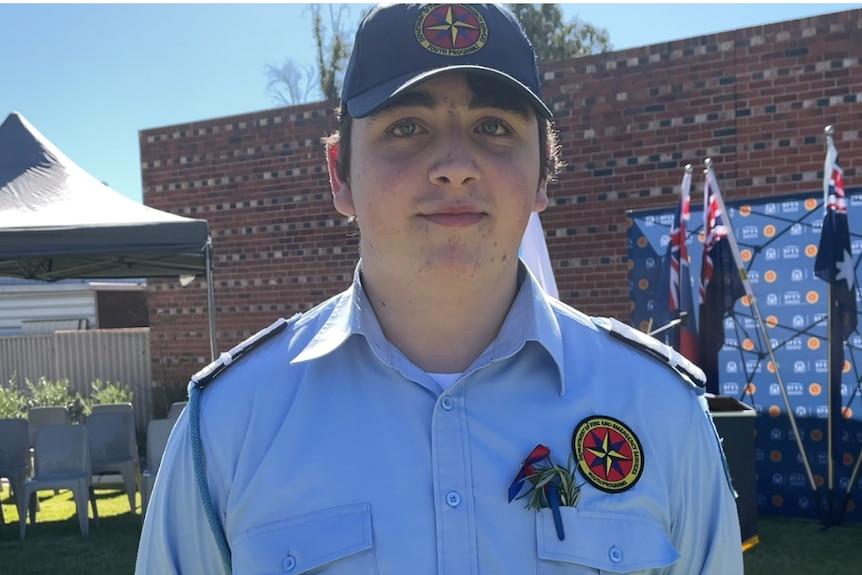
[
  {"left": 369, "top": 89, "right": 532, "bottom": 121},
  {"left": 369, "top": 91, "right": 437, "bottom": 119},
  {"left": 469, "top": 93, "right": 531, "bottom": 121}
]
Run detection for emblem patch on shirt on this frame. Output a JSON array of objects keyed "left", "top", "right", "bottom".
[
  {"left": 415, "top": 4, "right": 488, "bottom": 56},
  {"left": 572, "top": 416, "right": 644, "bottom": 494}
]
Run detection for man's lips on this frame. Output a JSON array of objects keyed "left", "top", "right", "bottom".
[{"left": 421, "top": 211, "right": 485, "bottom": 227}]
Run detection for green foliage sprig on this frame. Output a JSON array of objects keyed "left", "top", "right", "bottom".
[{"left": 517, "top": 453, "right": 584, "bottom": 511}]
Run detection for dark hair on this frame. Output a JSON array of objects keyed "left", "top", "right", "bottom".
[{"left": 324, "top": 76, "right": 563, "bottom": 185}]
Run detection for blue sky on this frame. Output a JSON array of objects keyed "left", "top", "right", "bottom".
[{"left": 0, "top": 3, "right": 854, "bottom": 204}]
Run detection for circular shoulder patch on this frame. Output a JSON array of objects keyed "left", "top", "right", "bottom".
[
  {"left": 415, "top": 4, "right": 487, "bottom": 56},
  {"left": 572, "top": 416, "right": 644, "bottom": 493}
]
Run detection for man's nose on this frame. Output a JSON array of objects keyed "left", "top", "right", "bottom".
[{"left": 427, "top": 131, "right": 480, "bottom": 188}]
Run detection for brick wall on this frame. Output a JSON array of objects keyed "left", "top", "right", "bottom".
[{"left": 140, "top": 9, "right": 862, "bottom": 388}]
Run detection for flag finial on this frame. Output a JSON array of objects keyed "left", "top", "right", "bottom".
[
  {"left": 824, "top": 124, "right": 834, "bottom": 137},
  {"left": 704, "top": 157, "right": 714, "bottom": 171},
  {"left": 684, "top": 163, "right": 693, "bottom": 174}
]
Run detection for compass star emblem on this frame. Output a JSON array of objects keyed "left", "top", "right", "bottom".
[
  {"left": 425, "top": 6, "right": 478, "bottom": 48},
  {"left": 585, "top": 428, "right": 632, "bottom": 480},
  {"left": 415, "top": 5, "right": 488, "bottom": 56},
  {"left": 572, "top": 416, "right": 644, "bottom": 493}
]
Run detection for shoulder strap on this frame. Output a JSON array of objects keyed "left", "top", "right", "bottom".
[
  {"left": 188, "top": 315, "right": 298, "bottom": 574},
  {"left": 590, "top": 316, "right": 706, "bottom": 388}
]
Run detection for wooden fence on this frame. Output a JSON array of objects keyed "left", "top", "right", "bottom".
[{"left": 0, "top": 328, "right": 153, "bottom": 432}]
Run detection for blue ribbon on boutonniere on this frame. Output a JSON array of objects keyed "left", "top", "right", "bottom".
[{"left": 508, "top": 444, "right": 584, "bottom": 541}]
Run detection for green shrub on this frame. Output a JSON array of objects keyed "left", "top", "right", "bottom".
[
  {"left": 89, "top": 379, "right": 135, "bottom": 407},
  {"left": 0, "top": 376, "right": 135, "bottom": 421},
  {"left": 0, "top": 376, "right": 26, "bottom": 419},
  {"left": 25, "top": 376, "right": 78, "bottom": 409}
]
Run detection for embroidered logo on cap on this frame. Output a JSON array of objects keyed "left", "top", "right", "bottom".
[
  {"left": 415, "top": 4, "right": 487, "bottom": 56},
  {"left": 572, "top": 416, "right": 644, "bottom": 493}
]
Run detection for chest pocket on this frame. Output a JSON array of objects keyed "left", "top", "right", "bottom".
[
  {"left": 231, "top": 503, "right": 377, "bottom": 575},
  {"left": 537, "top": 508, "right": 679, "bottom": 574}
]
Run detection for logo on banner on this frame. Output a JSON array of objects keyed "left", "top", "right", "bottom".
[
  {"left": 784, "top": 292, "right": 801, "bottom": 305},
  {"left": 742, "top": 226, "right": 759, "bottom": 239},
  {"left": 790, "top": 474, "right": 807, "bottom": 487},
  {"left": 783, "top": 245, "right": 800, "bottom": 259}
]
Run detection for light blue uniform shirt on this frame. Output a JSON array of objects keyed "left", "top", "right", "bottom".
[{"left": 136, "top": 263, "right": 743, "bottom": 574}]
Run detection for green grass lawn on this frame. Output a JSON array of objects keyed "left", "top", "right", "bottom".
[
  {"left": 1, "top": 484, "right": 140, "bottom": 575},
  {"left": 1, "top": 483, "right": 861, "bottom": 574}
]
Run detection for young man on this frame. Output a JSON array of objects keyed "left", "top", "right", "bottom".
[{"left": 136, "top": 5, "right": 743, "bottom": 574}]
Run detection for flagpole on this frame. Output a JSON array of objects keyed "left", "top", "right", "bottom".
[
  {"left": 824, "top": 125, "right": 837, "bottom": 523},
  {"left": 823, "top": 124, "right": 862, "bottom": 527},
  {"left": 704, "top": 158, "right": 820, "bottom": 503}
]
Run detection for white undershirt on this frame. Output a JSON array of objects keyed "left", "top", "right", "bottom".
[{"left": 427, "top": 372, "right": 463, "bottom": 391}]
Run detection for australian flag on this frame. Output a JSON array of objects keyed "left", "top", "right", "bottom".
[
  {"left": 698, "top": 170, "right": 745, "bottom": 394},
  {"left": 653, "top": 169, "right": 698, "bottom": 362},
  {"left": 814, "top": 135, "right": 857, "bottom": 475}
]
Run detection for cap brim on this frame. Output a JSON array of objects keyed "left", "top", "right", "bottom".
[{"left": 345, "top": 65, "right": 553, "bottom": 120}]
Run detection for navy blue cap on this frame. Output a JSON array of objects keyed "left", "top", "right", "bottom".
[{"left": 341, "top": 4, "right": 552, "bottom": 120}]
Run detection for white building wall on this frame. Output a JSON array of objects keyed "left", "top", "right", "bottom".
[{"left": 0, "top": 282, "right": 97, "bottom": 335}]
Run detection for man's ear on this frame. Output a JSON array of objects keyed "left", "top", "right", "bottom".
[
  {"left": 327, "top": 142, "right": 355, "bottom": 217},
  {"left": 533, "top": 179, "right": 549, "bottom": 213}
]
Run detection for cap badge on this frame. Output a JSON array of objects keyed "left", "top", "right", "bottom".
[
  {"left": 415, "top": 4, "right": 487, "bottom": 56},
  {"left": 572, "top": 416, "right": 644, "bottom": 494}
]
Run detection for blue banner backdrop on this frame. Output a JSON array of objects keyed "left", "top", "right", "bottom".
[{"left": 628, "top": 187, "right": 862, "bottom": 522}]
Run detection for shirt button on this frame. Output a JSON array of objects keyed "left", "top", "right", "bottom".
[
  {"left": 441, "top": 396, "right": 454, "bottom": 410},
  {"left": 608, "top": 546, "right": 623, "bottom": 563},
  {"left": 282, "top": 555, "right": 296, "bottom": 571},
  {"left": 446, "top": 491, "right": 461, "bottom": 507}
]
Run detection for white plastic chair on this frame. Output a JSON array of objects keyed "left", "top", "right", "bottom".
[
  {"left": 27, "top": 406, "right": 70, "bottom": 448},
  {"left": 167, "top": 401, "right": 187, "bottom": 427},
  {"left": 86, "top": 410, "right": 140, "bottom": 513},
  {"left": 90, "top": 402, "right": 138, "bottom": 458},
  {"left": 20, "top": 424, "right": 99, "bottom": 539},
  {"left": 0, "top": 419, "right": 31, "bottom": 525},
  {"left": 140, "top": 418, "right": 173, "bottom": 519}
]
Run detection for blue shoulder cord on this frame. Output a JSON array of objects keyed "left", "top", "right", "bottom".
[
  {"left": 190, "top": 385, "right": 233, "bottom": 574},
  {"left": 186, "top": 316, "right": 293, "bottom": 574}
]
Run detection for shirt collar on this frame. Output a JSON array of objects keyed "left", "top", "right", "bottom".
[{"left": 292, "top": 260, "right": 567, "bottom": 395}]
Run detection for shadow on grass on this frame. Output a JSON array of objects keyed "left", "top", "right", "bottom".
[{"left": 0, "top": 488, "right": 142, "bottom": 575}]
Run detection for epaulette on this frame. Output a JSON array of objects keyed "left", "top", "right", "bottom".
[
  {"left": 188, "top": 314, "right": 301, "bottom": 394},
  {"left": 590, "top": 316, "right": 706, "bottom": 388}
]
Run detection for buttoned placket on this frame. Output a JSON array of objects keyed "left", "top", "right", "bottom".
[{"left": 432, "top": 387, "right": 478, "bottom": 574}]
